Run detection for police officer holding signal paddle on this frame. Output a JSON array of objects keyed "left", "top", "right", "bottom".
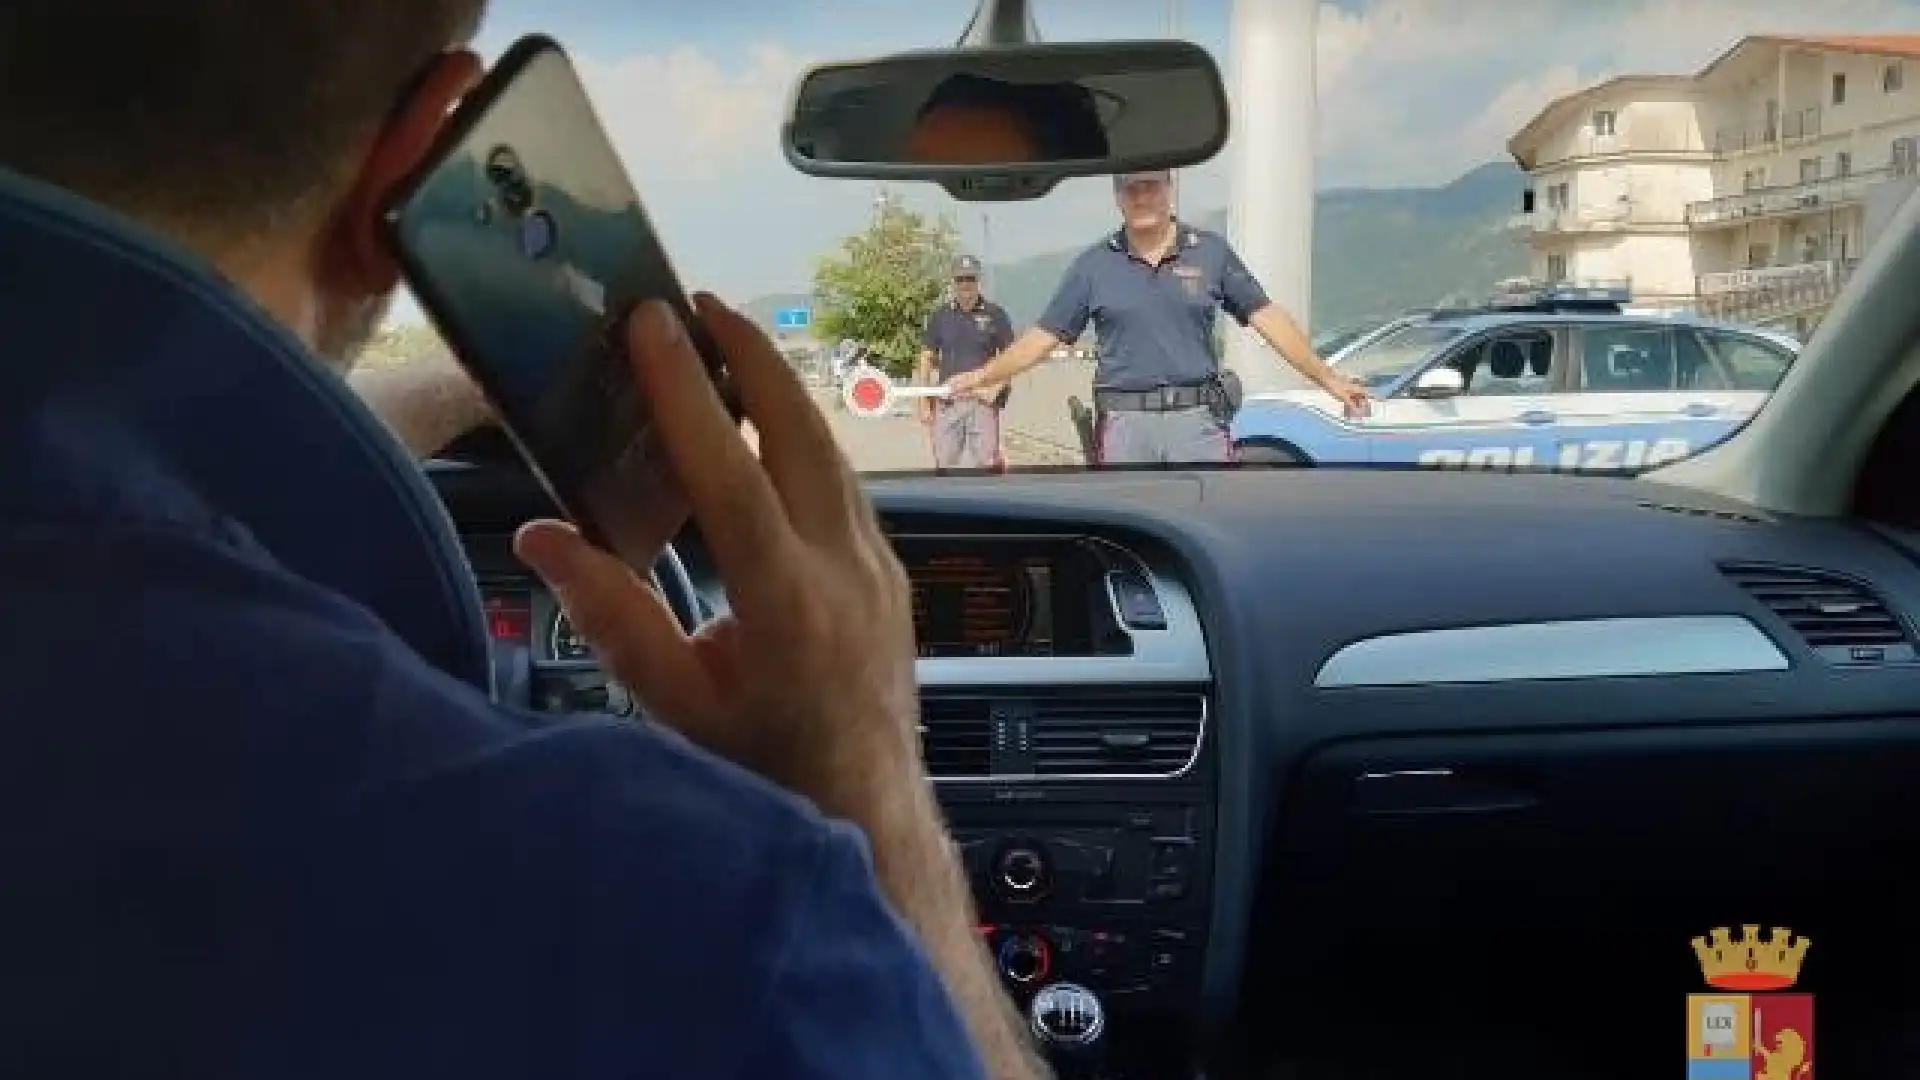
[{"left": 948, "top": 169, "right": 1370, "bottom": 465}]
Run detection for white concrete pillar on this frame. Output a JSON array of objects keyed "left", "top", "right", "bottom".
[{"left": 1224, "top": 0, "right": 1319, "bottom": 394}]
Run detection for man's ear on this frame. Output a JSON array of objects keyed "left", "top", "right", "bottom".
[{"left": 323, "top": 49, "right": 485, "bottom": 296}]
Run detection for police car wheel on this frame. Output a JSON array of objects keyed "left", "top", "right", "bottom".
[{"left": 1236, "top": 440, "right": 1308, "bottom": 467}]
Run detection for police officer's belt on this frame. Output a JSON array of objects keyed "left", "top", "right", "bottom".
[{"left": 1093, "top": 382, "right": 1220, "bottom": 412}]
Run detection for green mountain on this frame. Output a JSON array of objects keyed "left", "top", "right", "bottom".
[{"left": 751, "top": 161, "right": 1530, "bottom": 341}]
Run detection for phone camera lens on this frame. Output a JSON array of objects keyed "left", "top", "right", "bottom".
[{"left": 520, "top": 211, "right": 558, "bottom": 259}]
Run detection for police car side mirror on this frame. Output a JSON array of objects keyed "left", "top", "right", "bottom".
[
  {"left": 780, "top": 40, "right": 1230, "bottom": 202},
  {"left": 1410, "top": 368, "right": 1466, "bottom": 399}
]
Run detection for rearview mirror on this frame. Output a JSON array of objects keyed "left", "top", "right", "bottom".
[
  {"left": 782, "top": 41, "right": 1230, "bottom": 201},
  {"left": 1410, "top": 368, "right": 1466, "bottom": 399}
]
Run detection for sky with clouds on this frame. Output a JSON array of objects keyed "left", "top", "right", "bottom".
[{"left": 388, "top": 0, "right": 1920, "bottom": 324}]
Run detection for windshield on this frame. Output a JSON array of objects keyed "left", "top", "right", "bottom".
[
  {"left": 1335, "top": 325, "right": 1466, "bottom": 391},
  {"left": 366, "top": 1, "right": 1871, "bottom": 478},
  {"left": 1311, "top": 324, "right": 1373, "bottom": 358}
]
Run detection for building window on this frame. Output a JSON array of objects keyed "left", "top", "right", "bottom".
[
  {"left": 1894, "top": 137, "right": 1917, "bottom": 177},
  {"left": 1591, "top": 110, "right": 1616, "bottom": 136},
  {"left": 1837, "top": 151, "right": 1853, "bottom": 177},
  {"left": 1833, "top": 72, "right": 1848, "bottom": 104},
  {"left": 1885, "top": 63, "right": 1904, "bottom": 93},
  {"left": 1546, "top": 254, "right": 1568, "bottom": 281},
  {"left": 1800, "top": 157, "right": 1821, "bottom": 183}
]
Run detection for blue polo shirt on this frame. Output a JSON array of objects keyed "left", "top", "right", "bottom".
[
  {"left": 1038, "top": 223, "right": 1271, "bottom": 392},
  {"left": 0, "top": 165, "right": 987, "bottom": 1079},
  {"left": 923, "top": 297, "right": 1014, "bottom": 380}
]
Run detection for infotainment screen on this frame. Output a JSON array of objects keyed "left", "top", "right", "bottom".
[
  {"left": 892, "top": 536, "right": 1126, "bottom": 658},
  {"left": 906, "top": 551, "right": 1052, "bottom": 657}
]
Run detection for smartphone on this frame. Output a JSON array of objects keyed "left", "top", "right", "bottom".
[{"left": 384, "top": 34, "right": 738, "bottom": 561}]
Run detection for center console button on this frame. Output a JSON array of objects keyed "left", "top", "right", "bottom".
[
  {"left": 995, "top": 843, "right": 1052, "bottom": 901},
  {"left": 997, "top": 933, "right": 1053, "bottom": 985}
]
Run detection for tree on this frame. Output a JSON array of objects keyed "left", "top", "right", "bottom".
[{"left": 811, "top": 192, "right": 961, "bottom": 378}]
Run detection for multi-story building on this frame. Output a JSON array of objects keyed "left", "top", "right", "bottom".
[{"left": 1507, "top": 35, "right": 1920, "bottom": 336}]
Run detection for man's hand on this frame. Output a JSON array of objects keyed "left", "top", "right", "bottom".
[
  {"left": 515, "top": 296, "right": 1049, "bottom": 1080},
  {"left": 946, "top": 368, "right": 1005, "bottom": 404},
  {"left": 515, "top": 296, "right": 919, "bottom": 822},
  {"left": 945, "top": 367, "right": 988, "bottom": 399},
  {"left": 1325, "top": 376, "right": 1372, "bottom": 420}
]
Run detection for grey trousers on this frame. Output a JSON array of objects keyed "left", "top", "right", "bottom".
[
  {"left": 1094, "top": 406, "right": 1237, "bottom": 465},
  {"left": 930, "top": 397, "right": 1004, "bottom": 470}
]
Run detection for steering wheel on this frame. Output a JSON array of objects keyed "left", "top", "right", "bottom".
[
  {"left": 652, "top": 542, "right": 705, "bottom": 634},
  {"left": 442, "top": 426, "right": 709, "bottom": 708},
  {"left": 494, "top": 543, "right": 706, "bottom": 716}
]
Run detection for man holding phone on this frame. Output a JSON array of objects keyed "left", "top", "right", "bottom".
[{"left": 0, "top": 5, "right": 1045, "bottom": 1080}]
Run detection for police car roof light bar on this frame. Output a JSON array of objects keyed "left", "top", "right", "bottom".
[
  {"left": 958, "top": 0, "right": 1043, "bottom": 46},
  {"left": 1485, "top": 280, "right": 1630, "bottom": 314}
]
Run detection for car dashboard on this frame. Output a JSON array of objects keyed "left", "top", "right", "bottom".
[{"left": 429, "top": 457, "right": 1920, "bottom": 1078}]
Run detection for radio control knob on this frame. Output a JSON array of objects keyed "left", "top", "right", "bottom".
[
  {"left": 996, "top": 844, "right": 1050, "bottom": 899},
  {"left": 997, "top": 933, "right": 1053, "bottom": 985}
]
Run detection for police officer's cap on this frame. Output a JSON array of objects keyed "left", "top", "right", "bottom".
[
  {"left": 951, "top": 254, "right": 982, "bottom": 278},
  {"left": 1114, "top": 169, "right": 1172, "bottom": 190}
]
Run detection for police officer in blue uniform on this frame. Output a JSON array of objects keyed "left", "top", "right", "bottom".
[
  {"left": 949, "top": 170, "right": 1370, "bottom": 465},
  {"left": 916, "top": 254, "right": 1014, "bottom": 470}
]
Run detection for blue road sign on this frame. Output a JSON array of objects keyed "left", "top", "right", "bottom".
[{"left": 774, "top": 306, "right": 812, "bottom": 331}]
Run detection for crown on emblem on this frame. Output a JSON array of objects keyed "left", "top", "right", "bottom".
[{"left": 1692, "top": 925, "right": 1810, "bottom": 991}]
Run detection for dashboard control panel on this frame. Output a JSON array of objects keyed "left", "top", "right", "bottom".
[
  {"left": 945, "top": 793, "right": 1211, "bottom": 1030},
  {"left": 464, "top": 526, "right": 1215, "bottom": 1075}
]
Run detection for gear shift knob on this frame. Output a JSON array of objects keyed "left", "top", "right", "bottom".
[{"left": 1028, "top": 981, "right": 1105, "bottom": 1054}]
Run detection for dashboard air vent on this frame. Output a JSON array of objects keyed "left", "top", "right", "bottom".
[
  {"left": 1721, "top": 562, "right": 1917, "bottom": 664},
  {"left": 1031, "top": 693, "right": 1205, "bottom": 777},
  {"left": 919, "top": 697, "right": 993, "bottom": 776}
]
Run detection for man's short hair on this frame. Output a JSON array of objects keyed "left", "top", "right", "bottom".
[{"left": 0, "top": 1, "right": 487, "bottom": 245}]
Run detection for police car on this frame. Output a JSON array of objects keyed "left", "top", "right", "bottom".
[{"left": 1233, "top": 284, "right": 1801, "bottom": 472}]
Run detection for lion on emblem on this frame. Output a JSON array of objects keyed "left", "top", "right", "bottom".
[{"left": 1756, "top": 1026, "right": 1811, "bottom": 1080}]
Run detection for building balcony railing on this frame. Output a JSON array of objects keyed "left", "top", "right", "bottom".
[
  {"left": 1694, "top": 259, "right": 1857, "bottom": 322},
  {"left": 1508, "top": 201, "right": 1686, "bottom": 233},
  {"left": 1712, "top": 105, "right": 1822, "bottom": 156},
  {"left": 1686, "top": 168, "right": 1887, "bottom": 226},
  {"left": 1526, "top": 132, "right": 1712, "bottom": 169}
]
